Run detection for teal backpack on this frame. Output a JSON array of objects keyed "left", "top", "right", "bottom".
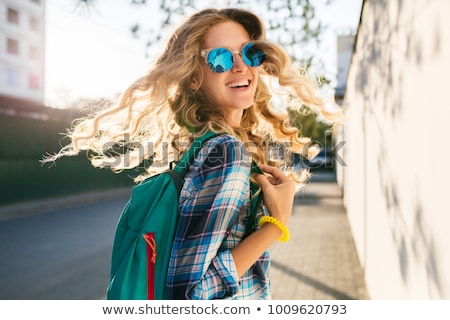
[{"left": 106, "top": 131, "right": 262, "bottom": 300}]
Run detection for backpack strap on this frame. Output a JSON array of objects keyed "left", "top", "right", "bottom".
[
  {"left": 173, "top": 131, "right": 222, "bottom": 178},
  {"left": 243, "top": 162, "right": 264, "bottom": 238}
]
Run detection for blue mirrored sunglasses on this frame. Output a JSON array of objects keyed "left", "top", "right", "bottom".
[{"left": 200, "top": 42, "right": 266, "bottom": 73}]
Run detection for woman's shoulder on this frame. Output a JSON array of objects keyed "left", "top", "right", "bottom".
[{"left": 204, "top": 133, "right": 248, "bottom": 155}]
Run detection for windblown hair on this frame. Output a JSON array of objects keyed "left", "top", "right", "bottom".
[{"left": 42, "top": 8, "right": 341, "bottom": 183}]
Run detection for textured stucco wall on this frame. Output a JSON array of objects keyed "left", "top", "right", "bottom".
[{"left": 339, "top": 0, "right": 450, "bottom": 299}]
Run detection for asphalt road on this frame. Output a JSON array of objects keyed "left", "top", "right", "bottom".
[{"left": 0, "top": 195, "right": 129, "bottom": 300}]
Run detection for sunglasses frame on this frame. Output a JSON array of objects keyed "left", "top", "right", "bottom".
[{"left": 200, "top": 42, "right": 265, "bottom": 73}]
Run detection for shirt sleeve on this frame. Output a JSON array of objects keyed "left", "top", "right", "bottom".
[{"left": 166, "top": 135, "right": 252, "bottom": 299}]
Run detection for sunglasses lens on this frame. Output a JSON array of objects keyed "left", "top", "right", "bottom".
[
  {"left": 205, "top": 43, "right": 265, "bottom": 73},
  {"left": 242, "top": 43, "right": 265, "bottom": 67},
  {"left": 207, "top": 48, "right": 234, "bottom": 73}
]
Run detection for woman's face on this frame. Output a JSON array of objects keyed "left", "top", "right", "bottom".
[{"left": 196, "top": 21, "right": 260, "bottom": 127}]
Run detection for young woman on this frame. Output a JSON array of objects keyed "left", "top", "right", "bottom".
[{"left": 42, "top": 8, "right": 340, "bottom": 299}]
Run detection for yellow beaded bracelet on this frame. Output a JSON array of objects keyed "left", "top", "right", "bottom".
[{"left": 258, "top": 216, "right": 290, "bottom": 242}]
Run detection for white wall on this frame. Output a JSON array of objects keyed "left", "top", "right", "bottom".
[{"left": 340, "top": 0, "right": 450, "bottom": 299}]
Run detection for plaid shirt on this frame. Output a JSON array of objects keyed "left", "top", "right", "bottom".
[{"left": 166, "top": 134, "right": 271, "bottom": 299}]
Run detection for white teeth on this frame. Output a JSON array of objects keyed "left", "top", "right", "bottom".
[{"left": 227, "top": 80, "right": 249, "bottom": 88}]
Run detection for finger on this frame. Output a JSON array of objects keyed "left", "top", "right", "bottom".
[
  {"left": 258, "top": 163, "right": 278, "bottom": 175},
  {"left": 254, "top": 173, "right": 272, "bottom": 188},
  {"left": 255, "top": 171, "right": 282, "bottom": 186},
  {"left": 259, "top": 164, "right": 288, "bottom": 181},
  {"left": 266, "top": 176, "right": 277, "bottom": 185}
]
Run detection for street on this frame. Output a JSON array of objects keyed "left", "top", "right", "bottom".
[
  {"left": 0, "top": 170, "right": 369, "bottom": 300},
  {"left": 0, "top": 195, "right": 129, "bottom": 299}
]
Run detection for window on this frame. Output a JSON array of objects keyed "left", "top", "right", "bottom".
[
  {"left": 7, "top": 38, "right": 19, "bottom": 55},
  {"left": 29, "top": 74, "right": 40, "bottom": 89},
  {"left": 30, "top": 17, "right": 41, "bottom": 32},
  {"left": 5, "top": 69, "right": 20, "bottom": 86},
  {"left": 7, "top": 8, "right": 19, "bottom": 25},
  {"left": 29, "top": 45, "right": 40, "bottom": 60}
]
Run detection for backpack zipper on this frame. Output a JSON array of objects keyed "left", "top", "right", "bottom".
[{"left": 143, "top": 232, "right": 156, "bottom": 299}]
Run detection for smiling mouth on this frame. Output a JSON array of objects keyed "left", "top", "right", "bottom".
[{"left": 227, "top": 80, "right": 251, "bottom": 88}]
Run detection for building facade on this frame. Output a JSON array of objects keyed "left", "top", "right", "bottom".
[
  {"left": 339, "top": 0, "right": 450, "bottom": 299},
  {"left": 0, "top": 0, "right": 45, "bottom": 104},
  {"left": 335, "top": 35, "right": 355, "bottom": 103}
]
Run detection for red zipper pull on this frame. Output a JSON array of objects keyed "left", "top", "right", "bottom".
[
  {"left": 143, "top": 232, "right": 156, "bottom": 299},
  {"left": 143, "top": 233, "right": 157, "bottom": 263}
]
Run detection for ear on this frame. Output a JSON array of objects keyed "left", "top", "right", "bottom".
[{"left": 190, "top": 76, "right": 199, "bottom": 90}]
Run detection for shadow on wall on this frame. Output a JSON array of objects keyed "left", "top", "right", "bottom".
[
  {"left": 352, "top": 0, "right": 445, "bottom": 298},
  {"left": 377, "top": 144, "right": 444, "bottom": 298}
]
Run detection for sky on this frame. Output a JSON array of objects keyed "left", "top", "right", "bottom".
[{"left": 44, "top": 0, "right": 363, "bottom": 108}]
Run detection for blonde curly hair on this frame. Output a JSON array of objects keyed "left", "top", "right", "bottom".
[{"left": 42, "top": 8, "right": 341, "bottom": 183}]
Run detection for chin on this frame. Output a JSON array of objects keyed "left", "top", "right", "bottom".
[{"left": 240, "top": 97, "right": 255, "bottom": 109}]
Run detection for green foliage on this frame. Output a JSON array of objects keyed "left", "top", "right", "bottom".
[{"left": 288, "top": 108, "right": 332, "bottom": 147}]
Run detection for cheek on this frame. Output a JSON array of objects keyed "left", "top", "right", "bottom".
[
  {"left": 252, "top": 69, "right": 260, "bottom": 83},
  {"left": 200, "top": 73, "right": 224, "bottom": 94},
  {"left": 198, "top": 80, "right": 220, "bottom": 105},
  {"left": 199, "top": 80, "right": 213, "bottom": 97}
]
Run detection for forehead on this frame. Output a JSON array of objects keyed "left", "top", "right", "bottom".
[{"left": 203, "top": 21, "right": 251, "bottom": 49}]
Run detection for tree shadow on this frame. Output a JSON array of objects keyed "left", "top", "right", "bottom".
[{"left": 270, "top": 260, "right": 358, "bottom": 300}]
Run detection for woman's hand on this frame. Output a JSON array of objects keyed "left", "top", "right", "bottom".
[
  {"left": 231, "top": 163, "right": 296, "bottom": 276},
  {"left": 254, "top": 163, "right": 296, "bottom": 225}
]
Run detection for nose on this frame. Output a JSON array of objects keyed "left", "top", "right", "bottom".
[{"left": 231, "top": 52, "right": 247, "bottom": 71}]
